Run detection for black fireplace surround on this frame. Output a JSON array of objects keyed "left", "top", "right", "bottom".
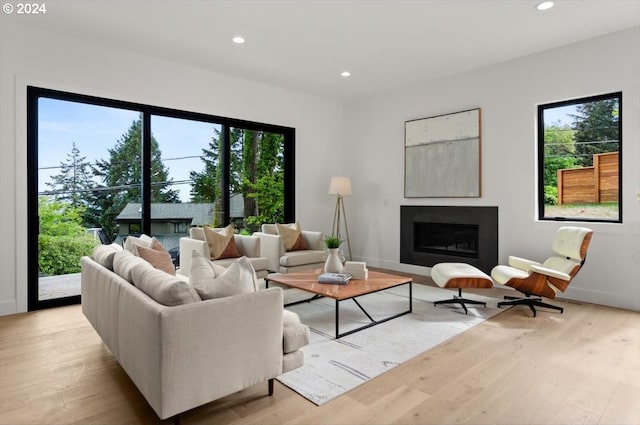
[{"left": 400, "top": 206, "right": 498, "bottom": 274}]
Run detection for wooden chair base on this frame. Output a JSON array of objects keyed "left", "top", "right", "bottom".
[
  {"left": 497, "top": 295, "right": 564, "bottom": 318},
  {"left": 434, "top": 288, "right": 487, "bottom": 314}
]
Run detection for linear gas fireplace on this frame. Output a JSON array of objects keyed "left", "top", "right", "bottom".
[{"left": 400, "top": 206, "right": 498, "bottom": 274}]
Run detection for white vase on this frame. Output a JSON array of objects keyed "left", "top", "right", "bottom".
[{"left": 324, "top": 248, "right": 345, "bottom": 273}]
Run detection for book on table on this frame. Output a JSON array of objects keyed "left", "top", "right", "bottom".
[{"left": 317, "top": 273, "right": 352, "bottom": 285}]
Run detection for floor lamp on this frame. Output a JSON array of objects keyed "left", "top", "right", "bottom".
[{"left": 329, "top": 176, "right": 352, "bottom": 261}]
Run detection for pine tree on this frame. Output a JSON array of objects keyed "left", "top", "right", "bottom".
[
  {"left": 45, "top": 142, "right": 93, "bottom": 209},
  {"left": 190, "top": 127, "right": 285, "bottom": 231},
  {"left": 571, "top": 99, "right": 619, "bottom": 167},
  {"left": 92, "top": 118, "right": 180, "bottom": 239},
  {"left": 45, "top": 142, "right": 97, "bottom": 226}
]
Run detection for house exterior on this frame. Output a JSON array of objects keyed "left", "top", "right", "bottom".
[
  {"left": 114, "top": 195, "right": 244, "bottom": 249},
  {"left": 115, "top": 202, "right": 213, "bottom": 249}
]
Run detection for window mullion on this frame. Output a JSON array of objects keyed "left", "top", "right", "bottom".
[{"left": 142, "top": 112, "right": 152, "bottom": 234}]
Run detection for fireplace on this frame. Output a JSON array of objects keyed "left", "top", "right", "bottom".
[{"left": 400, "top": 206, "right": 498, "bottom": 274}]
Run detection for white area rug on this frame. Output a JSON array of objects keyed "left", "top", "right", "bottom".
[{"left": 277, "top": 284, "right": 503, "bottom": 405}]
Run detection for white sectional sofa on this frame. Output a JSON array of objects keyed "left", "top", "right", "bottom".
[{"left": 81, "top": 246, "right": 308, "bottom": 421}]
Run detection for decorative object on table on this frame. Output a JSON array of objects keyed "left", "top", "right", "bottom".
[
  {"left": 328, "top": 176, "right": 353, "bottom": 260},
  {"left": 404, "top": 108, "right": 481, "bottom": 198},
  {"left": 343, "top": 261, "right": 368, "bottom": 279},
  {"left": 317, "top": 272, "right": 352, "bottom": 285},
  {"left": 323, "top": 236, "right": 345, "bottom": 273}
]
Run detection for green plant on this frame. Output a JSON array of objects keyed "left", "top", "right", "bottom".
[
  {"left": 324, "top": 236, "right": 343, "bottom": 249},
  {"left": 544, "top": 185, "right": 558, "bottom": 205},
  {"left": 38, "top": 197, "right": 98, "bottom": 275},
  {"left": 39, "top": 234, "right": 97, "bottom": 275}
]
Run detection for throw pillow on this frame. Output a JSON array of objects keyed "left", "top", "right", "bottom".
[
  {"left": 189, "top": 249, "right": 227, "bottom": 280},
  {"left": 124, "top": 235, "right": 153, "bottom": 255},
  {"left": 136, "top": 245, "right": 176, "bottom": 275},
  {"left": 276, "top": 222, "right": 308, "bottom": 251},
  {"left": 190, "top": 251, "right": 257, "bottom": 299},
  {"left": 113, "top": 250, "right": 152, "bottom": 283},
  {"left": 92, "top": 243, "right": 122, "bottom": 270},
  {"left": 130, "top": 262, "right": 201, "bottom": 306},
  {"left": 203, "top": 224, "right": 241, "bottom": 260}
]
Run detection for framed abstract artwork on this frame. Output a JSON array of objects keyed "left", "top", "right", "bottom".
[{"left": 404, "top": 108, "right": 481, "bottom": 198}]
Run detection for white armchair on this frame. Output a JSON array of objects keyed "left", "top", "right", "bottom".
[
  {"left": 178, "top": 227, "right": 270, "bottom": 279},
  {"left": 254, "top": 223, "right": 326, "bottom": 273},
  {"left": 491, "top": 226, "right": 593, "bottom": 317}
]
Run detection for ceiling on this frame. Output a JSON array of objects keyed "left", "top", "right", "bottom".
[{"left": 11, "top": 0, "right": 640, "bottom": 101}]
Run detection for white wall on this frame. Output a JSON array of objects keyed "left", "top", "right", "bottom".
[
  {"left": 343, "top": 27, "right": 640, "bottom": 311},
  {"left": 0, "top": 21, "right": 344, "bottom": 315}
]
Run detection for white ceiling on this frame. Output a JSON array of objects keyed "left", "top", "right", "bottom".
[{"left": 12, "top": 0, "right": 640, "bottom": 101}]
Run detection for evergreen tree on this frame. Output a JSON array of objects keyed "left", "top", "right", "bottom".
[
  {"left": 190, "top": 128, "right": 221, "bottom": 204},
  {"left": 242, "top": 130, "right": 258, "bottom": 220},
  {"left": 571, "top": 99, "right": 619, "bottom": 167},
  {"left": 45, "top": 142, "right": 94, "bottom": 215},
  {"left": 92, "top": 118, "right": 180, "bottom": 239},
  {"left": 190, "top": 127, "right": 285, "bottom": 231}
]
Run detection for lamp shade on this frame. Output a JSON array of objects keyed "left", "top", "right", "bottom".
[{"left": 328, "top": 177, "right": 352, "bottom": 196}]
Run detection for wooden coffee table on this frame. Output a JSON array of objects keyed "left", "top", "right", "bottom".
[{"left": 265, "top": 270, "right": 412, "bottom": 339}]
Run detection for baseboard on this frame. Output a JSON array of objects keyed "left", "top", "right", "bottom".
[
  {"left": 563, "top": 287, "right": 640, "bottom": 312},
  {"left": 0, "top": 299, "right": 17, "bottom": 316}
]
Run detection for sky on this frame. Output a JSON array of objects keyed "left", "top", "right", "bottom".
[
  {"left": 38, "top": 98, "right": 219, "bottom": 202},
  {"left": 543, "top": 104, "right": 577, "bottom": 126}
]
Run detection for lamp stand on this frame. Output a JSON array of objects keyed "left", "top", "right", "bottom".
[{"left": 331, "top": 195, "right": 352, "bottom": 261}]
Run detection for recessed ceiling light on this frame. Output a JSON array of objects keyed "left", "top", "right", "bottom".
[
  {"left": 341, "top": 71, "right": 351, "bottom": 77},
  {"left": 232, "top": 36, "right": 245, "bottom": 44},
  {"left": 536, "top": 1, "right": 554, "bottom": 11}
]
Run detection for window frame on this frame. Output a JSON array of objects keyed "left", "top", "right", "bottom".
[
  {"left": 27, "top": 86, "right": 295, "bottom": 310},
  {"left": 537, "top": 91, "right": 622, "bottom": 224}
]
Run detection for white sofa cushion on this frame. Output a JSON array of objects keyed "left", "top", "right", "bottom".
[
  {"left": 190, "top": 251, "right": 258, "bottom": 299},
  {"left": 113, "top": 250, "right": 152, "bottom": 283},
  {"left": 130, "top": 261, "right": 201, "bottom": 306},
  {"left": 92, "top": 243, "right": 123, "bottom": 270},
  {"left": 280, "top": 250, "right": 325, "bottom": 267}
]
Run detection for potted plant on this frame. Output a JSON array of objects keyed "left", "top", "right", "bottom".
[
  {"left": 324, "top": 235, "right": 343, "bottom": 249},
  {"left": 323, "top": 236, "right": 345, "bottom": 273}
]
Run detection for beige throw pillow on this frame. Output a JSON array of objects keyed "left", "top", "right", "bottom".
[
  {"left": 113, "top": 250, "right": 152, "bottom": 283},
  {"left": 203, "top": 224, "right": 241, "bottom": 260},
  {"left": 130, "top": 261, "right": 201, "bottom": 306},
  {"left": 276, "top": 222, "right": 308, "bottom": 251},
  {"left": 92, "top": 243, "right": 122, "bottom": 270},
  {"left": 190, "top": 251, "right": 257, "bottom": 299}
]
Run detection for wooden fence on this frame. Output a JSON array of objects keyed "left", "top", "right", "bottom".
[{"left": 557, "top": 152, "right": 618, "bottom": 204}]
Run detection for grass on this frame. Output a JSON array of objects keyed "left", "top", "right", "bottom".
[{"left": 544, "top": 202, "right": 619, "bottom": 219}]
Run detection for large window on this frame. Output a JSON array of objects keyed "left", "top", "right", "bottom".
[
  {"left": 538, "top": 92, "right": 622, "bottom": 223},
  {"left": 27, "top": 86, "right": 295, "bottom": 310}
]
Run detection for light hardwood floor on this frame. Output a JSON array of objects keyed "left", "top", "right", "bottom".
[{"left": 1, "top": 275, "right": 639, "bottom": 425}]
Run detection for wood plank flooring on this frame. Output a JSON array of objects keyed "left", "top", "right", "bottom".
[{"left": 1, "top": 274, "right": 639, "bottom": 425}]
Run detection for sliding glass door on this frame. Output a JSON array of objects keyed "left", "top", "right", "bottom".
[{"left": 27, "top": 87, "right": 295, "bottom": 310}]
